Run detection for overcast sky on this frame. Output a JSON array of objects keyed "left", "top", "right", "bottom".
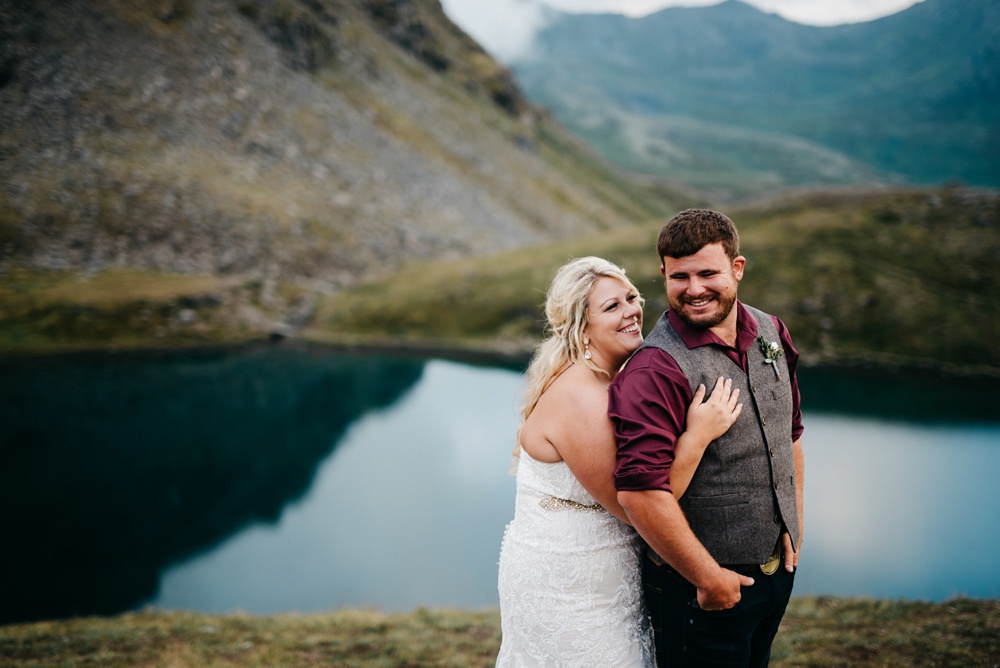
[{"left": 440, "top": 0, "right": 924, "bottom": 61}]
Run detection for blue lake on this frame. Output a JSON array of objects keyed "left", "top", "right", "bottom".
[{"left": 2, "top": 347, "right": 998, "bottom": 624}]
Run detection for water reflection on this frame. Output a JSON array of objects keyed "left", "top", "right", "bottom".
[
  {"left": 794, "top": 415, "right": 1000, "bottom": 601},
  {"left": 149, "top": 358, "right": 1000, "bottom": 615},
  {"left": 2, "top": 349, "right": 998, "bottom": 625},
  {"left": 150, "top": 359, "right": 522, "bottom": 615},
  {"left": 792, "top": 365, "right": 1000, "bottom": 599},
  {"left": 0, "top": 347, "right": 425, "bottom": 624},
  {"left": 798, "top": 365, "right": 1000, "bottom": 424}
]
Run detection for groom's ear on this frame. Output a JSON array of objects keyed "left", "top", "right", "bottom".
[{"left": 732, "top": 255, "right": 746, "bottom": 281}]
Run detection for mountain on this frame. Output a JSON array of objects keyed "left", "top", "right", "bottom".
[
  {"left": 510, "top": 0, "right": 1000, "bottom": 201},
  {"left": 0, "top": 0, "right": 696, "bottom": 343}
]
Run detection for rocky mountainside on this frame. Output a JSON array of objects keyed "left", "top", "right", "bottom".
[{"left": 0, "top": 0, "right": 687, "bottom": 303}]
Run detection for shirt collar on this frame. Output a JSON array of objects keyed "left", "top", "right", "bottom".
[{"left": 666, "top": 301, "right": 759, "bottom": 352}]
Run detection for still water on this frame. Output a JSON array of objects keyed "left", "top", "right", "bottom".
[{"left": 2, "top": 347, "right": 998, "bottom": 624}]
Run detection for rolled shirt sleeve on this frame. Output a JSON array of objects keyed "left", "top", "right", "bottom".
[{"left": 609, "top": 348, "right": 693, "bottom": 494}]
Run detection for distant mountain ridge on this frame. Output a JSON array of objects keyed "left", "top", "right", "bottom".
[{"left": 511, "top": 0, "right": 1000, "bottom": 200}]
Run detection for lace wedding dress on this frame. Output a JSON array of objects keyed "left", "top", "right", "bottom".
[{"left": 496, "top": 449, "right": 655, "bottom": 667}]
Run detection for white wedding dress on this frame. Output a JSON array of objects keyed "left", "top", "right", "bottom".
[{"left": 496, "top": 449, "right": 655, "bottom": 667}]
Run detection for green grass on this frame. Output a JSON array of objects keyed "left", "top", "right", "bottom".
[
  {"left": 730, "top": 188, "right": 1000, "bottom": 371},
  {"left": 0, "top": 268, "right": 262, "bottom": 353},
  {"left": 1, "top": 598, "right": 996, "bottom": 667},
  {"left": 309, "top": 187, "right": 1000, "bottom": 375},
  {"left": 0, "top": 608, "right": 501, "bottom": 667},
  {"left": 309, "top": 240, "right": 589, "bottom": 349}
]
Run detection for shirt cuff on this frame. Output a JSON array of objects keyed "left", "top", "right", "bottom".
[{"left": 614, "top": 468, "right": 673, "bottom": 494}]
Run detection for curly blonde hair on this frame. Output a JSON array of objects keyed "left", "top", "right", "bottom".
[{"left": 519, "top": 256, "right": 642, "bottom": 425}]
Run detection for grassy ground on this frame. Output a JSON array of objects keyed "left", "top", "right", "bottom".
[
  {"left": 0, "top": 267, "right": 291, "bottom": 354},
  {"left": 1, "top": 598, "right": 997, "bottom": 667}
]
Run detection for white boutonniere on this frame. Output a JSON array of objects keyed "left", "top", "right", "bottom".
[{"left": 758, "top": 335, "right": 784, "bottom": 381}]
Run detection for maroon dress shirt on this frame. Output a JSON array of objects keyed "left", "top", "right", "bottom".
[{"left": 609, "top": 302, "right": 804, "bottom": 493}]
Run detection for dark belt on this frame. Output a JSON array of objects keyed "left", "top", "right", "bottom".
[{"left": 647, "top": 541, "right": 781, "bottom": 576}]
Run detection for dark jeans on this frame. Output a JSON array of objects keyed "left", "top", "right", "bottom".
[{"left": 643, "top": 553, "right": 795, "bottom": 667}]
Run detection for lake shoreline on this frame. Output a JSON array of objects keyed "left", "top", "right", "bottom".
[{"left": 4, "top": 333, "right": 1000, "bottom": 384}]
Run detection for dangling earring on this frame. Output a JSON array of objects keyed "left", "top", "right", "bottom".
[{"left": 583, "top": 336, "right": 592, "bottom": 360}]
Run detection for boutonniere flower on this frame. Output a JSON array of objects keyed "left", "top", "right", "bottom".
[{"left": 758, "top": 335, "right": 784, "bottom": 381}]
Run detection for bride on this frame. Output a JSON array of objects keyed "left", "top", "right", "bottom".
[{"left": 496, "top": 257, "right": 741, "bottom": 667}]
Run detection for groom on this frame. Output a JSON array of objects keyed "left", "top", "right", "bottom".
[{"left": 609, "top": 209, "right": 805, "bottom": 667}]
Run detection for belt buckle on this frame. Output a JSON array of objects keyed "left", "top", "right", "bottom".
[{"left": 759, "top": 543, "right": 781, "bottom": 575}]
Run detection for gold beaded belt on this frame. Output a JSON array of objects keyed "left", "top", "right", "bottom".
[{"left": 539, "top": 496, "right": 605, "bottom": 511}]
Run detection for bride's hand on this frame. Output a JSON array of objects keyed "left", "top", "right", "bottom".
[{"left": 685, "top": 377, "right": 742, "bottom": 445}]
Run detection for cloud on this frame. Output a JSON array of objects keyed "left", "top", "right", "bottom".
[
  {"left": 440, "top": 0, "right": 553, "bottom": 61},
  {"left": 531, "top": 0, "right": 923, "bottom": 23},
  {"left": 440, "top": 0, "right": 923, "bottom": 61},
  {"left": 747, "top": 0, "right": 924, "bottom": 26},
  {"left": 541, "top": 0, "right": 716, "bottom": 17}
]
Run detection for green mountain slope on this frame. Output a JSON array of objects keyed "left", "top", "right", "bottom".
[
  {"left": 511, "top": 0, "right": 1000, "bottom": 201},
  {"left": 314, "top": 187, "right": 1000, "bottom": 375}
]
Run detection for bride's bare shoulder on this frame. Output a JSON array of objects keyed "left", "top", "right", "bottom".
[{"left": 545, "top": 364, "right": 609, "bottom": 408}]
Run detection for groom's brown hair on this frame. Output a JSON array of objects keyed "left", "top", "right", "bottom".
[{"left": 657, "top": 209, "right": 740, "bottom": 261}]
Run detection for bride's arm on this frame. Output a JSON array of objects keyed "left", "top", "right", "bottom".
[
  {"left": 670, "top": 377, "right": 742, "bottom": 499},
  {"left": 551, "top": 375, "right": 634, "bottom": 524}
]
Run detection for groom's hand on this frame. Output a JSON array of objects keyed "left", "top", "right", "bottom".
[
  {"left": 696, "top": 568, "right": 754, "bottom": 611},
  {"left": 782, "top": 531, "right": 799, "bottom": 572}
]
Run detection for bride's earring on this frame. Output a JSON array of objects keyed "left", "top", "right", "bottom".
[{"left": 583, "top": 336, "right": 592, "bottom": 360}]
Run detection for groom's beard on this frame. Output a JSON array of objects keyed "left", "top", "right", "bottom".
[{"left": 669, "top": 288, "right": 737, "bottom": 330}]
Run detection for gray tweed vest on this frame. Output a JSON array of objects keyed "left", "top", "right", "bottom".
[{"left": 641, "top": 306, "right": 799, "bottom": 564}]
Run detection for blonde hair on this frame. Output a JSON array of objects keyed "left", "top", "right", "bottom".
[{"left": 518, "top": 257, "right": 642, "bottom": 435}]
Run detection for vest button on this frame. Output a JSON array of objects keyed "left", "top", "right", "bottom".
[
  {"left": 769, "top": 448, "right": 775, "bottom": 457},
  {"left": 762, "top": 417, "right": 767, "bottom": 425},
  {"left": 775, "top": 515, "right": 781, "bottom": 524},
  {"left": 773, "top": 481, "right": 779, "bottom": 490}
]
